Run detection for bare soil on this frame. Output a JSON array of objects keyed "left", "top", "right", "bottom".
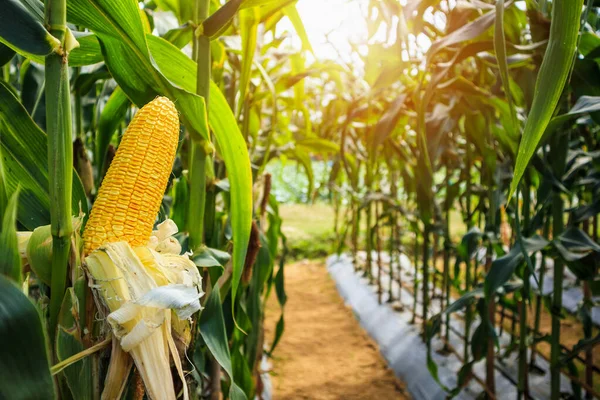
[{"left": 264, "top": 260, "right": 410, "bottom": 400}]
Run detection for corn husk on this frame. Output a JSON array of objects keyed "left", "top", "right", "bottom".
[
  {"left": 102, "top": 336, "right": 133, "bottom": 400},
  {"left": 84, "top": 219, "right": 202, "bottom": 400}
]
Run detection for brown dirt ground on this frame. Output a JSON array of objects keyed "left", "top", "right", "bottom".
[{"left": 264, "top": 260, "right": 410, "bottom": 400}]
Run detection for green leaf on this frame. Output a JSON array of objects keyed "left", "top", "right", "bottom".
[
  {"left": 69, "top": 33, "right": 104, "bottom": 67},
  {"left": 170, "top": 176, "right": 189, "bottom": 229},
  {"left": 295, "top": 137, "right": 339, "bottom": 154},
  {"left": 553, "top": 227, "right": 600, "bottom": 280},
  {"left": 203, "top": 0, "right": 243, "bottom": 39},
  {"left": 0, "top": 275, "right": 55, "bottom": 399},
  {"left": 232, "top": 347, "right": 255, "bottom": 399},
  {"left": 68, "top": 0, "right": 209, "bottom": 140},
  {"left": 199, "top": 285, "right": 248, "bottom": 400},
  {"left": 0, "top": 0, "right": 60, "bottom": 58},
  {"left": 546, "top": 95, "right": 600, "bottom": 133},
  {"left": 57, "top": 283, "right": 92, "bottom": 400},
  {"left": 0, "top": 43, "right": 16, "bottom": 66},
  {"left": 238, "top": 6, "right": 260, "bottom": 114},
  {"left": 282, "top": 4, "right": 312, "bottom": 53},
  {"left": 456, "top": 227, "right": 482, "bottom": 260},
  {"left": 0, "top": 188, "right": 21, "bottom": 283},
  {"left": 286, "top": 148, "right": 314, "bottom": 201},
  {"left": 493, "top": 0, "right": 516, "bottom": 131},
  {"left": 146, "top": 35, "right": 252, "bottom": 307},
  {"left": 153, "top": 0, "right": 193, "bottom": 24},
  {"left": 268, "top": 260, "right": 286, "bottom": 354},
  {"left": 163, "top": 24, "right": 193, "bottom": 48},
  {"left": 484, "top": 235, "right": 549, "bottom": 299},
  {"left": 96, "top": 87, "right": 130, "bottom": 174},
  {"left": 192, "top": 246, "right": 231, "bottom": 268},
  {"left": 0, "top": 81, "right": 88, "bottom": 230},
  {"left": 241, "top": 0, "right": 292, "bottom": 8},
  {"left": 371, "top": 95, "right": 407, "bottom": 151},
  {"left": 560, "top": 333, "right": 600, "bottom": 365},
  {"left": 66, "top": 0, "right": 252, "bottom": 308},
  {"left": 428, "top": 6, "right": 497, "bottom": 57},
  {"left": 0, "top": 144, "right": 7, "bottom": 222},
  {"left": 509, "top": 0, "right": 584, "bottom": 199}
]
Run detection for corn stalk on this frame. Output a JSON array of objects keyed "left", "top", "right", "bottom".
[
  {"left": 45, "top": 0, "right": 73, "bottom": 340},
  {"left": 550, "top": 131, "right": 569, "bottom": 399}
]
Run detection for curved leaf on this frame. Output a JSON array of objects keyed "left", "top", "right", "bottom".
[
  {"left": 484, "top": 234, "right": 549, "bottom": 299},
  {"left": 199, "top": 285, "right": 247, "bottom": 400},
  {"left": 96, "top": 87, "right": 130, "bottom": 174},
  {"left": 0, "top": 189, "right": 20, "bottom": 283},
  {"left": 239, "top": 6, "right": 260, "bottom": 115},
  {"left": 0, "top": 275, "right": 55, "bottom": 399},
  {"left": 0, "top": 0, "right": 60, "bottom": 57},
  {"left": 282, "top": 4, "right": 312, "bottom": 53},
  {"left": 509, "top": 0, "right": 584, "bottom": 198},
  {"left": 0, "top": 81, "right": 88, "bottom": 230},
  {"left": 493, "top": 0, "right": 516, "bottom": 130},
  {"left": 69, "top": 34, "right": 104, "bottom": 67},
  {"left": 146, "top": 36, "right": 252, "bottom": 304},
  {"left": 66, "top": 0, "right": 252, "bottom": 309}
]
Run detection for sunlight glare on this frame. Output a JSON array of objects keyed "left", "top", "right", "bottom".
[{"left": 289, "top": 0, "right": 368, "bottom": 62}]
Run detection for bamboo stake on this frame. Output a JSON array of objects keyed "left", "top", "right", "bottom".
[
  {"left": 485, "top": 161, "right": 497, "bottom": 397},
  {"left": 422, "top": 224, "right": 430, "bottom": 338},
  {"left": 376, "top": 200, "right": 383, "bottom": 304},
  {"left": 411, "top": 229, "right": 419, "bottom": 324},
  {"left": 583, "top": 217, "right": 595, "bottom": 399},
  {"left": 366, "top": 199, "right": 373, "bottom": 283},
  {"left": 531, "top": 216, "right": 549, "bottom": 369},
  {"left": 464, "top": 142, "right": 473, "bottom": 363},
  {"left": 443, "top": 169, "right": 451, "bottom": 348},
  {"left": 518, "top": 186, "right": 530, "bottom": 399},
  {"left": 351, "top": 201, "right": 359, "bottom": 273}
]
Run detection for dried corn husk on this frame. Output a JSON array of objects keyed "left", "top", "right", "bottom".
[{"left": 85, "top": 219, "right": 202, "bottom": 400}]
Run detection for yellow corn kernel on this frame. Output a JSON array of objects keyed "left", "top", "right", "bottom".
[{"left": 84, "top": 97, "right": 179, "bottom": 254}]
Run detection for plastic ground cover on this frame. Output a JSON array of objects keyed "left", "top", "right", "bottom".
[{"left": 326, "top": 253, "right": 576, "bottom": 400}]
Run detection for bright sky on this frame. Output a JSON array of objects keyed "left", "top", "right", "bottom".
[{"left": 290, "top": 0, "right": 369, "bottom": 62}]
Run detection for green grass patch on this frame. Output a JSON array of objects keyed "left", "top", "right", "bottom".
[{"left": 279, "top": 203, "right": 337, "bottom": 260}]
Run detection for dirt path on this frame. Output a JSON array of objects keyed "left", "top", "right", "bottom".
[{"left": 264, "top": 260, "right": 410, "bottom": 399}]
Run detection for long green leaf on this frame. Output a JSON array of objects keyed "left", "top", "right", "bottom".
[
  {"left": 199, "top": 285, "right": 247, "bottom": 400},
  {"left": 203, "top": 0, "right": 243, "bottom": 38},
  {"left": 241, "top": 0, "right": 291, "bottom": 8},
  {"left": 69, "top": 33, "right": 104, "bottom": 67},
  {"left": 0, "top": 0, "right": 60, "bottom": 57},
  {"left": 428, "top": 6, "right": 498, "bottom": 57},
  {"left": 282, "top": 4, "right": 312, "bottom": 53},
  {"left": 546, "top": 95, "right": 600, "bottom": 133},
  {"left": 57, "top": 282, "right": 92, "bottom": 400},
  {"left": 0, "top": 81, "right": 88, "bottom": 230},
  {"left": 238, "top": 6, "right": 260, "bottom": 115},
  {"left": 494, "top": 0, "right": 516, "bottom": 130},
  {"left": 68, "top": 0, "right": 209, "bottom": 139},
  {"left": 0, "top": 275, "right": 55, "bottom": 399},
  {"left": 67, "top": 0, "right": 252, "bottom": 310},
  {"left": 0, "top": 188, "right": 21, "bottom": 283},
  {"left": 146, "top": 35, "right": 252, "bottom": 304},
  {"left": 509, "top": 0, "right": 583, "bottom": 198},
  {"left": 96, "top": 87, "right": 130, "bottom": 174},
  {"left": 484, "top": 235, "right": 549, "bottom": 299}
]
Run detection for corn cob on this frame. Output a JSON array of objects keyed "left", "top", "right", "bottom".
[{"left": 83, "top": 96, "right": 179, "bottom": 254}]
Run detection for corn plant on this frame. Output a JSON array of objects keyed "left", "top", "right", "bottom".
[
  {"left": 328, "top": 0, "right": 600, "bottom": 399},
  {"left": 0, "top": 0, "right": 329, "bottom": 398}
]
